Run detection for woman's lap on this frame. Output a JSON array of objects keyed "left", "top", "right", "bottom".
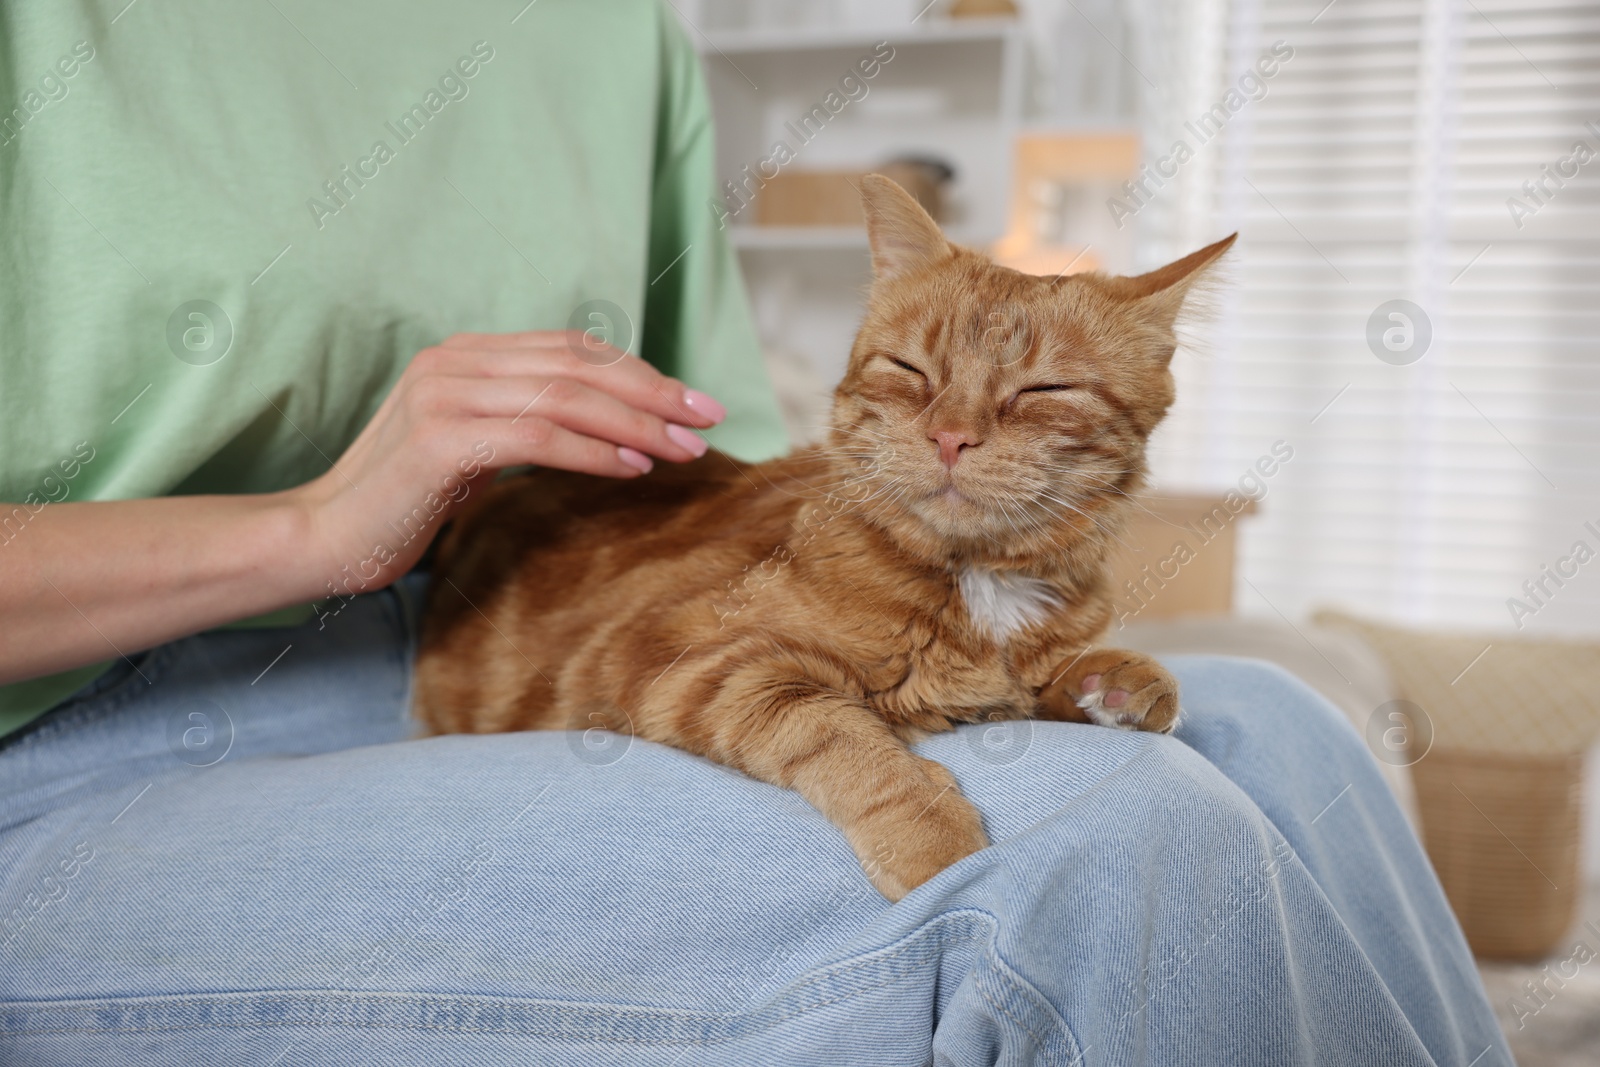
[{"left": 0, "top": 579, "right": 1508, "bottom": 1066}]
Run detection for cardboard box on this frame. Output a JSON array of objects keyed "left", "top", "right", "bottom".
[
  {"left": 1106, "top": 493, "right": 1257, "bottom": 620},
  {"left": 755, "top": 164, "right": 945, "bottom": 227}
]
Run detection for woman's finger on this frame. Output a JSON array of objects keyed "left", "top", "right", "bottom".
[
  {"left": 416, "top": 376, "right": 708, "bottom": 463},
  {"left": 466, "top": 416, "right": 656, "bottom": 479},
  {"left": 427, "top": 335, "right": 727, "bottom": 428}
]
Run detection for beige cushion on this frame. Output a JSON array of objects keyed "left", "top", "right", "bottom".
[
  {"left": 1314, "top": 611, "right": 1600, "bottom": 756},
  {"left": 1117, "top": 615, "right": 1416, "bottom": 825}
]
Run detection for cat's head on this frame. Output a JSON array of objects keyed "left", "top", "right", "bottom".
[{"left": 828, "top": 175, "right": 1234, "bottom": 567}]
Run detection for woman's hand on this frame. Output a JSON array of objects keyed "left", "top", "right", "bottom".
[{"left": 290, "top": 331, "right": 728, "bottom": 594}]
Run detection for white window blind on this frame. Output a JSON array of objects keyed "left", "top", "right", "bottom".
[{"left": 1134, "top": 0, "right": 1600, "bottom": 636}]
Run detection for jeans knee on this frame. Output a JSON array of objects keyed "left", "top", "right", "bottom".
[{"left": 1167, "top": 655, "right": 1374, "bottom": 773}]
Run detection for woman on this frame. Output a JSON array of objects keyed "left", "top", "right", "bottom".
[{"left": 1, "top": 2, "right": 1509, "bottom": 1063}]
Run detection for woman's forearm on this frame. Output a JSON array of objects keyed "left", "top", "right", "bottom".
[{"left": 0, "top": 493, "right": 319, "bottom": 685}]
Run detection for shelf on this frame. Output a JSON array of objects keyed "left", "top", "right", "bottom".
[
  {"left": 1017, "top": 121, "right": 1143, "bottom": 138},
  {"left": 730, "top": 226, "right": 866, "bottom": 250},
  {"left": 694, "top": 17, "right": 1016, "bottom": 57}
]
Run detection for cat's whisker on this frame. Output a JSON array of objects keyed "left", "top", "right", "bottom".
[
  {"left": 1039, "top": 473, "right": 1195, "bottom": 532},
  {"left": 830, "top": 425, "right": 891, "bottom": 443},
  {"left": 1036, "top": 467, "right": 1139, "bottom": 478},
  {"left": 754, "top": 453, "right": 898, "bottom": 501},
  {"left": 991, "top": 498, "right": 1038, "bottom": 547},
  {"left": 1027, "top": 487, "right": 1115, "bottom": 527},
  {"left": 1027, "top": 493, "right": 1137, "bottom": 553}
]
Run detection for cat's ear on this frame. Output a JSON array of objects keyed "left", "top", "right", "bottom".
[
  {"left": 1102, "top": 233, "right": 1237, "bottom": 332},
  {"left": 860, "top": 174, "right": 952, "bottom": 282}
]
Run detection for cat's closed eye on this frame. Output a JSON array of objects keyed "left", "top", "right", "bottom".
[
  {"left": 886, "top": 356, "right": 927, "bottom": 379},
  {"left": 1004, "top": 383, "right": 1079, "bottom": 413}
]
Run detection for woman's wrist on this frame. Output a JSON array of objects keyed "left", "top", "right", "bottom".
[{"left": 250, "top": 488, "right": 336, "bottom": 611}]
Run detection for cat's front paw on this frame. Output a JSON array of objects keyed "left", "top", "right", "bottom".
[
  {"left": 1039, "top": 649, "right": 1180, "bottom": 734},
  {"left": 853, "top": 759, "right": 989, "bottom": 902}
]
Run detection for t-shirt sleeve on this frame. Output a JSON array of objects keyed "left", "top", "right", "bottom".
[{"left": 640, "top": 10, "right": 790, "bottom": 463}]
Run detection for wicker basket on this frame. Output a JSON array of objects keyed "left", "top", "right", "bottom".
[{"left": 1410, "top": 747, "right": 1584, "bottom": 960}]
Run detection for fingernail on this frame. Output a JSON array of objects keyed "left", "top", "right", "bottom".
[
  {"left": 1081, "top": 673, "right": 1102, "bottom": 692},
  {"left": 683, "top": 389, "right": 726, "bottom": 423},
  {"left": 618, "top": 446, "right": 653, "bottom": 473},
  {"left": 665, "top": 423, "right": 709, "bottom": 457}
]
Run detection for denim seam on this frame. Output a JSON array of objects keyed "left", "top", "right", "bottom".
[
  {"left": 971, "top": 945, "right": 1083, "bottom": 1067},
  {"left": 4, "top": 974, "right": 948, "bottom": 1042},
  {"left": 379, "top": 583, "right": 418, "bottom": 724},
  {"left": 4, "top": 965, "right": 950, "bottom": 1039},
  {"left": 2, "top": 644, "right": 179, "bottom": 754},
  {"left": 975, "top": 984, "right": 1054, "bottom": 1063},
  {"left": 2, "top": 913, "right": 999, "bottom": 1042},
  {"left": 12, "top": 585, "right": 413, "bottom": 758}
]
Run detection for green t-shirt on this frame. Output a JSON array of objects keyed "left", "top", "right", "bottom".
[{"left": 0, "top": 0, "right": 788, "bottom": 736}]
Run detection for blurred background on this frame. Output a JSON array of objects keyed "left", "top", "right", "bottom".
[{"left": 672, "top": 0, "right": 1599, "bottom": 1059}]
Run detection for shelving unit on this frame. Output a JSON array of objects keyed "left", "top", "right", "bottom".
[
  {"left": 684, "top": 10, "right": 1025, "bottom": 430},
  {"left": 671, "top": 2, "right": 1142, "bottom": 444}
]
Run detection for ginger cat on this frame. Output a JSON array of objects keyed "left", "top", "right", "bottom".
[{"left": 415, "top": 176, "right": 1235, "bottom": 901}]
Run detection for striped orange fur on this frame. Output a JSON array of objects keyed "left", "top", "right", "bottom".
[{"left": 415, "top": 176, "right": 1235, "bottom": 899}]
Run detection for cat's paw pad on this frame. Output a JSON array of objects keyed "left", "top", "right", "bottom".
[
  {"left": 1075, "top": 677, "right": 1148, "bottom": 729},
  {"left": 1046, "top": 650, "right": 1181, "bottom": 734}
]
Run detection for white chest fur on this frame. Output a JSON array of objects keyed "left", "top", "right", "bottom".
[{"left": 958, "top": 567, "right": 1063, "bottom": 641}]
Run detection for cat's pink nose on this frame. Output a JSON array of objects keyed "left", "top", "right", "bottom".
[{"left": 929, "top": 429, "right": 980, "bottom": 469}]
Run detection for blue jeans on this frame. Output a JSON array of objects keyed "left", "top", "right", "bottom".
[{"left": 1, "top": 576, "right": 1509, "bottom": 1066}]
